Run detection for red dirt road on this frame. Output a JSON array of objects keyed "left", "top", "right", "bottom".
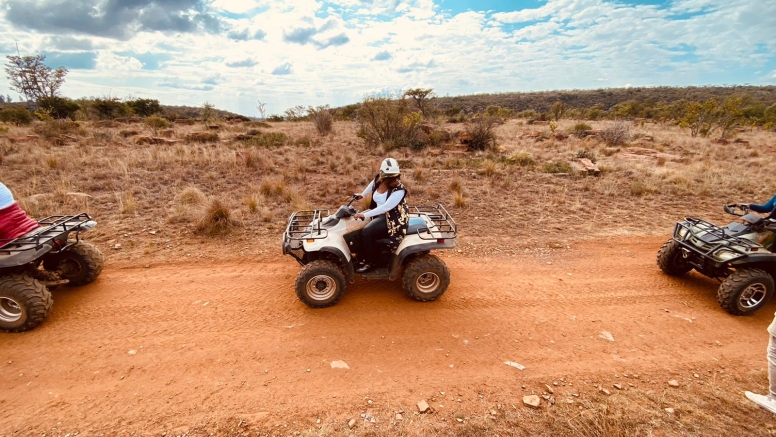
[{"left": 1, "top": 236, "right": 774, "bottom": 435}]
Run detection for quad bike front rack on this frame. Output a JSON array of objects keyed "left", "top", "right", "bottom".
[{"left": 673, "top": 217, "right": 761, "bottom": 265}]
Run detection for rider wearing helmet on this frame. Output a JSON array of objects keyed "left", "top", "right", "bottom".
[{"left": 353, "top": 158, "right": 410, "bottom": 273}]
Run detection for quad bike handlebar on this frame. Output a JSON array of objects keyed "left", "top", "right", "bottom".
[{"left": 724, "top": 203, "right": 749, "bottom": 217}]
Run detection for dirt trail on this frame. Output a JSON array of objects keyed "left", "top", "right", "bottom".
[{"left": 1, "top": 236, "right": 774, "bottom": 434}]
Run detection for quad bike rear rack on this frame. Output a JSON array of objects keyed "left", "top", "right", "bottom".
[
  {"left": 0, "top": 213, "right": 94, "bottom": 254},
  {"left": 672, "top": 217, "right": 761, "bottom": 265},
  {"left": 408, "top": 205, "right": 457, "bottom": 240}
]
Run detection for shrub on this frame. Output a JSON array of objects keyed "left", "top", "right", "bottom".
[
  {"left": 464, "top": 115, "right": 499, "bottom": 151},
  {"left": 570, "top": 122, "right": 593, "bottom": 137},
  {"left": 266, "top": 114, "right": 284, "bottom": 122},
  {"left": 37, "top": 96, "right": 80, "bottom": 120},
  {"left": 145, "top": 115, "right": 170, "bottom": 135},
  {"left": 185, "top": 132, "right": 219, "bottom": 143},
  {"left": 248, "top": 132, "right": 288, "bottom": 148},
  {"left": 308, "top": 105, "right": 333, "bottom": 136},
  {"left": 0, "top": 108, "right": 32, "bottom": 125},
  {"left": 200, "top": 102, "right": 219, "bottom": 125},
  {"left": 574, "top": 149, "right": 597, "bottom": 163},
  {"left": 33, "top": 120, "right": 85, "bottom": 139},
  {"left": 356, "top": 94, "right": 422, "bottom": 149},
  {"left": 126, "top": 98, "right": 161, "bottom": 117},
  {"left": 195, "top": 198, "right": 238, "bottom": 235},
  {"left": 90, "top": 97, "right": 131, "bottom": 119},
  {"left": 599, "top": 120, "right": 632, "bottom": 146},
  {"left": 505, "top": 150, "right": 535, "bottom": 167},
  {"left": 542, "top": 161, "right": 574, "bottom": 174},
  {"left": 246, "top": 121, "right": 272, "bottom": 128}
]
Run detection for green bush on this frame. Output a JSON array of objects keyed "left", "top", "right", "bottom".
[
  {"left": 570, "top": 122, "right": 593, "bottom": 137},
  {"left": 541, "top": 161, "right": 574, "bottom": 174},
  {"left": 37, "top": 96, "right": 80, "bottom": 120},
  {"left": 0, "top": 108, "right": 32, "bottom": 125},
  {"left": 145, "top": 115, "right": 170, "bottom": 134},
  {"left": 356, "top": 95, "right": 422, "bottom": 149},
  {"left": 504, "top": 150, "right": 535, "bottom": 167},
  {"left": 464, "top": 115, "right": 499, "bottom": 151},
  {"left": 90, "top": 97, "right": 131, "bottom": 120},
  {"left": 266, "top": 114, "right": 284, "bottom": 122},
  {"left": 247, "top": 132, "right": 288, "bottom": 148},
  {"left": 574, "top": 148, "right": 597, "bottom": 163},
  {"left": 126, "top": 98, "right": 161, "bottom": 117}
]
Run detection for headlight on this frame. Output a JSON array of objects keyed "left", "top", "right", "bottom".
[
  {"left": 714, "top": 249, "right": 739, "bottom": 261},
  {"left": 675, "top": 227, "right": 689, "bottom": 240}
]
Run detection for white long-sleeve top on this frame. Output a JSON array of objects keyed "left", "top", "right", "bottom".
[{"left": 360, "top": 181, "right": 405, "bottom": 218}]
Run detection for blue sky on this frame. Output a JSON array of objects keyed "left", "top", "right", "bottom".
[{"left": 0, "top": 0, "right": 773, "bottom": 116}]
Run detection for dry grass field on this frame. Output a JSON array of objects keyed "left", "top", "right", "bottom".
[
  {"left": 2, "top": 118, "right": 774, "bottom": 266},
  {"left": 3, "top": 118, "right": 776, "bottom": 436}
]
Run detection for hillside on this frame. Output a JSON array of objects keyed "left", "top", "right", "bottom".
[{"left": 434, "top": 85, "right": 776, "bottom": 113}]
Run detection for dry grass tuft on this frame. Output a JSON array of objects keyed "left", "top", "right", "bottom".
[
  {"left": 176, "top": 186, "right": 207, "bottom": 206},
  {"left": 453, "top": 190, "right": 467, "bottom": 208},
  {"left": 195, "top": 198, "right": 239, "bottom": 235},
  {"left": 260, "top": 176, "right": 286, "bottom": 198}
]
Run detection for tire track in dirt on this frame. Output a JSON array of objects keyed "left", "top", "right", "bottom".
[{"left": 1, "top": 236, "right": 774, "bottom": 434}]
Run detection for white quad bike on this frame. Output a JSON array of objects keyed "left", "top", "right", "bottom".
[
  {"left": 657, "top": 204, "right": 776, "bottom": 315},
  {"left": 282, "top": 196, "right": 458, "bottom": 307}
]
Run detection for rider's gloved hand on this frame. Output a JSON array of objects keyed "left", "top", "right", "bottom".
[{"left": 353, "top": 213, "right": 365, "bottom": 221}]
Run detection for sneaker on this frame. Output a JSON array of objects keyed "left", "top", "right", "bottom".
[
  {"left": 355, "top": 263, "right": 373, "bottom": 274},
  {"left": 745, "top": 391, "right": 776, "bottom": 414}
]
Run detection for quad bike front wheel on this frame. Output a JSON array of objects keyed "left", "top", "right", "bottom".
[
  {"left": 402, "top": 254, "right": 450, "bottom": 302},
  {"left": 717, "top": 268, "right": 774, "bottom": 316},
  {"left": 42, "top": 241, "right": 104, "bottom": 286},
  {"left": 657, "top": 239, "right": 693, "bottom": 276},
  {"left": 0, "top": 274, "right": 53, "bottom": 332},
  {"left": 295, "top": 260, "right": 347, "bottom": 308}
]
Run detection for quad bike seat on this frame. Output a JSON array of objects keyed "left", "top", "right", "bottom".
[{"left": 374, "top": 217, "right": 428, "bottom": 245}]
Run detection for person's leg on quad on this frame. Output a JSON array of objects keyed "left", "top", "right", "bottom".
[
  {"left": 745, "top": 313, "right": 776, "bottom": 415},
  {"left": 0, "top": 182, "right": 39, "bottom": 241},
  {"left": 357, "top": 215, "right": 389, "bottom": 273}
]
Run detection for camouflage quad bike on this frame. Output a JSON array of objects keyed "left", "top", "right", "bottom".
[{"left": 658, "top": 204, "right": 776, "bottom": 315}]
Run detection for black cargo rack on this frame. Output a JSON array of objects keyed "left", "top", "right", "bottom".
[
  {"left": 0, "top": 213, "right": 93, "bottom": 253},
  {"left": 409, "top": 205, "right": 458, "bottom": 240},
  {"left": 673, "top": 217, "right": 760, "bottom": 264},
  {"left": 284, "top": 210, "right": 330, "bottom": 242}
]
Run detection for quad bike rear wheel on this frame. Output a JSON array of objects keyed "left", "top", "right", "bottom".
[
  {"left": 402, "top": 254, "right": 450, "bottom": 302},
  {"left": 657, "top": 239, "right": 693, "bottom": 276},
  {"left": 0, "top": 274, "right": 52, "bottom": 332},
  {"left": 295, "top": 260, "right": 347, "bottom": 308},
  {"left": 717, "top": 268, "right": 774, "bottom": 316},
  {"left": 43, "top": 241, "right": 104, "bottom": 286}
]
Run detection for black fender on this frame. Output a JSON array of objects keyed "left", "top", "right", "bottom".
[
  {"left": 388, "top": 240, "right": 456, "bottom": 281},
  {"left": 319, "top": 246, "right": 355, "bottom": 283}
]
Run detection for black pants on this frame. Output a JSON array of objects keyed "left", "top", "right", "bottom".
[{"left": 360, "top": 216, "right": 389, "bottom": 264}]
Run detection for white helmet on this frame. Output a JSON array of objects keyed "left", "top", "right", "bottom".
[{"left": 380, "top": 158, "right": 400, "bottom": 177}]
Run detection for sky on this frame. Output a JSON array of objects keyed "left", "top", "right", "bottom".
[{"left": 0, "top": 0, "right": 773, "bottom": 117}]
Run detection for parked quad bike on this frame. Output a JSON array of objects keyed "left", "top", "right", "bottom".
[
  {"left": 657, "top": 204, "right": 776, "bottom": 315},
  {"left": 0, "top": 213, "right": 103, "bottom": 332},
  {"left": 282, "top": 196, "right": 457, "bottom": 307}
]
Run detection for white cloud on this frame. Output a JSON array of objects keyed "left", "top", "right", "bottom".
[{"left": 0, "top": 0, "right": 773, "bottom": 115}]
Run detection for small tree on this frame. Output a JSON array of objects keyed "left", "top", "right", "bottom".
[
  {"left": 283, "top": 105, "right": 307, "bottom": 121},
  {"left": 0, "top": 107, "right": 33, "bottom": 125},
  {"left": 37, "top": 96, "right": 80, "bottom": 120},
  {"left": 464, "top": 114, "right": 499, "bottom": 151},
  {"left": 712, "top": 96, "right": 745, "bottom": 139},
  {"left": 681, "top": 100, "right": 718, "bottom": 137},
  {"left": 201, "top": 102, "right": 219, "bottom": 125},
  {"left": 308, "top": 105, "right": 333, "bottom": 136},
  {"left": 256, "top": 100, "right": 267, "bottom": 121},
  {"left": 126, "top": 98, "right": 161, "bottom": 117},
  {"left": 5, "top": 54, "right": 68, "bottom": 103},
  {"left": 550, "top": 101, "right": 566, "bottom": 121},
  {"left": 356, "top": 94, "right": 422, "bottom": 149},
  {"left": 90, "top": 97, "right": 131, "bottom": 120},
  {"left": 403, "top": 88, "right": 435, "bottom": 119}
]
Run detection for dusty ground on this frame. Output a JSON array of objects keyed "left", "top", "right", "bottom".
[{"left": 2, "top": 236, "right": 776, "bottom": 436}]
